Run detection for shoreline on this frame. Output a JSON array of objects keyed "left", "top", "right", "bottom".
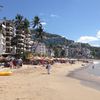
[{"left": 67, "top": 60, "right": 100, "bottom": 91}]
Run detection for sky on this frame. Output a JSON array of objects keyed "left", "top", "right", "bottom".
[{"left": 0, "top": 0, "right": 100, "bottom": 47}]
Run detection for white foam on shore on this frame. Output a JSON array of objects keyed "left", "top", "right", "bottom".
[{"left": 93, "top": 61, "right": 100, "bottom": 64}]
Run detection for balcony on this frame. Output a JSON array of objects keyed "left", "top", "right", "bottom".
[
  {"left": 6, "top": 26, "right": 13, "bottom": 29},
  {"left": 6, "top": 32, "right": 13, "bottom": 36},
  {"left": 26, "top": 33, "right": 31, "bottom": 37},
  {"left": 16, "top": 34, "right": 25, "bottom": 38},
  {"left": 6, "top": 46, "right": 12, "bottom": 48},
  {"left": 18, "top": 38, "right": 24, "bottom": 42},
  {"left": 26, "top": 45, "right": 31, "bottom": 48},
  {"left": 18, "top": 43, "right": 24, "bottom": 46},
  {"left": 2, "top": 24, "right": 6, "bottom": 28}
]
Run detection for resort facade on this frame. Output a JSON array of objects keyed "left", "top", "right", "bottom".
[
  {"left": 0, "top": 19, "right": 14, "bottom": 54},
  {"left": 0, "top": 19, "right": 32, "bottom": 56}
]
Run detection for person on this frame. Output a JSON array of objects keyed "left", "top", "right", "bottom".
[
  {"left": 9, "top": 59, "right": 14, "bottom": 69},
  {"left": 17, "top": 58, "right": 23, "bottom": 68},
  {"left": 92, "top": 65, "right": 94, "bottom": 69},
  {"left": 12, "top": 58, "right": 17, "bottom": 69},
  {"left": 46, "top": 61, "right": 51, "bottom": 74}
]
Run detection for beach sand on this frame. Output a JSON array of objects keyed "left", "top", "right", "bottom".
[{"left": 0, "top": 62, "right": 100, "bottom": 100}]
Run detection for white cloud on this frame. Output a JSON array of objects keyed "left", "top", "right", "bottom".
[
  {"left": 77, "top": 36, "right": 99, "bottom": 43},
  {"left": 50, "top": 14, "right": 59, "bottom": 18},
  {"left": 96, "top": 31, "right": 100, "bottom": 38},
  {"left": 76, "top": 30, "right": 100, "bottom": 47},
  {"left": 41, "top": 22, "right": 47, "bottom": 26}
]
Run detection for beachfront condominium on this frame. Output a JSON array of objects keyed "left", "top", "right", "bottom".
[
  {"left": 0, "top": 19, "right": 14, "bottom": 54},
  {"left": 15, "top": 29, "right": 25, "bottom": 54},
  {"left": 0, "top": 23, "right": 6, "bottom": 54},
  {"left": 25, "top": 30, "right": 32, "bottom": 52},
  {"left": 0, "top": 19, "right": 32, "bottom": 56},
  {"left": 15, "top": 29, "right": 32, "bottom": 54}
]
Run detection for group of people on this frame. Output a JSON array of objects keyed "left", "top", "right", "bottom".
[
  {"left": 4, "top": 58, "right": 23, "bottom": 69},
  {"left": 4, "top": 56, "right": 52, "bottom": 74}
]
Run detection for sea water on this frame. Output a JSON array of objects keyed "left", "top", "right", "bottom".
[
  {"left": 87, "top": 61, "right": 100, "bottom": 76},
  {"left": 67, "top": 61, "right": 100, "bottom": 90}
]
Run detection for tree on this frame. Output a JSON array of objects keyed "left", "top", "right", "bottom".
[
  {"left": 54, "top": 48, "right": 59, "bottom": 57},
  {"left": 32, "top": 16, "right": 40, "bottom": 29},
  {"left": 60, "top": 49, "right": 66, "bottom": 57},
  {"left": 23, "top": 18, "right": 30, "bottom": 29},
  {"left": 32, "top": 16, "right": 44, "bottom": 55},
  {"left": 15, "top": 14, "right": 24, "bottom": 30},
  {"left": 12, "top": 14, "right": 30, "bottom": 57},
  {"left": 11, "top": 36, "right": 18, "bottom": 46},
  {"left": 32, "top": 16, "right": 44, "bottom": 41}
]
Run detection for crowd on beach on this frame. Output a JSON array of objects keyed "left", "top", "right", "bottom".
[
  {"left": 0, "top": 55, "right": 92, "bottom": 75},
  {"left": 3, "top": 57, "right": 23, "bottom": 69}
]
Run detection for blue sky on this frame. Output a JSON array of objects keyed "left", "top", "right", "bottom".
[{"left": 0, "top": 0, "right": 100, "bottom": 46}]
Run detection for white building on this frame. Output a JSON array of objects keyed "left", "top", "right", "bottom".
[
  {"left": 32, "top": 42, "right": 47, "bottom": 56},
  {"left": 0, "top": 23, "right": 6, "bottom": 54},
  {"left": 0, "top": 19, "right": 14, "bottom": 54},
  {"left": 0, "top": 32, "right": 6, "bottom": 54},
  {"left": 47, "top": 48, "right": 55, "bottom": 57},
  {"left": 25, "top": 30, "right": 32, "bottom": 52}
]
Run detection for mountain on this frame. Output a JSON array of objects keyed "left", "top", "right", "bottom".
[
  {"left": 31, "top": 30, "right": 74, "bottom": 47},
  {"left": 31, "top": 30, "right": 100, "bottom": 59}
]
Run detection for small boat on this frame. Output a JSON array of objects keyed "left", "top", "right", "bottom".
[{"left": 0, "top": 71, "right": 12, "bottom": 76}]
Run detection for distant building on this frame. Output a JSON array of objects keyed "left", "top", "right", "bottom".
[
  {"left": 0, "top": 19, "right": 14, "bottom": 54},
  {"left": 25, "top": 30, "right": 32, "bottom": 52},
  {"left": 81, "top": 48, "right": 91, "bottom": 58},
  {"left": 0, "top": 19, "right": 32, "bottom": 56},
  {"left": 32, "top": 42, "right": 47, "bottom": 56},
  {"left": 62, "top": 46, "right": 69, "bottom": 57},
  {"left": 0, "top": 24, "right": 6, "bottom": 54},
  {"left": 47, "top": 48, "right": 55, "bottom": 57}
]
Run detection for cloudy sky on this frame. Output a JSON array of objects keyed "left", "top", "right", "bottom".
[{"left": 0, "top": 0, "right": 100, "bottom": 46}]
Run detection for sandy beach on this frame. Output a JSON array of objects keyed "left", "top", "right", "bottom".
[{"left": 0, "top": 61, "right": 100, "bottom": 100}]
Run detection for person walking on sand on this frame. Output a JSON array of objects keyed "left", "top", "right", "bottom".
[{"left": 46, "top": 62, "right": 51, "bottom": 74}]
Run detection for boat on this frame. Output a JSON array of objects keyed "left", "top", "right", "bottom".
[{"left": 0, "top": 71, "right": 12, "bottom": 76}]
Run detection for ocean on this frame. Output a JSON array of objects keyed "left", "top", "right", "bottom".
[
  {"left": 86, "top": 61, "right": 100, "bottom": 76},
  {"left": 67, "top": 61, "right": 100, "bottom": 90}
]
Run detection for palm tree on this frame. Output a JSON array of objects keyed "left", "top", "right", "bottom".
[
  {"left": 23, "top": 18, "right": 30, "bottom": 29},
  {"left": 11, "top": 14, "right": 25, "bottom": 56},
  {"left": 32, "top": 16, "right": 44, "bottom": 54},
  {"left": 32, "top": 16, "right": 40, "bottom": 29},
  {"left": 32, "top": 16, "right": 44, "bottom": 40},
  {"left": 15, "top": 14, "right": 24, "bottom": 30}
]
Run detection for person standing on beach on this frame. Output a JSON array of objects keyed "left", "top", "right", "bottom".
[
  {"left": 92, "top": 65, "right": 94, "bottom": 69},
  {"left": 46, "top": 62, "right": 51, "bottom": 74}
]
